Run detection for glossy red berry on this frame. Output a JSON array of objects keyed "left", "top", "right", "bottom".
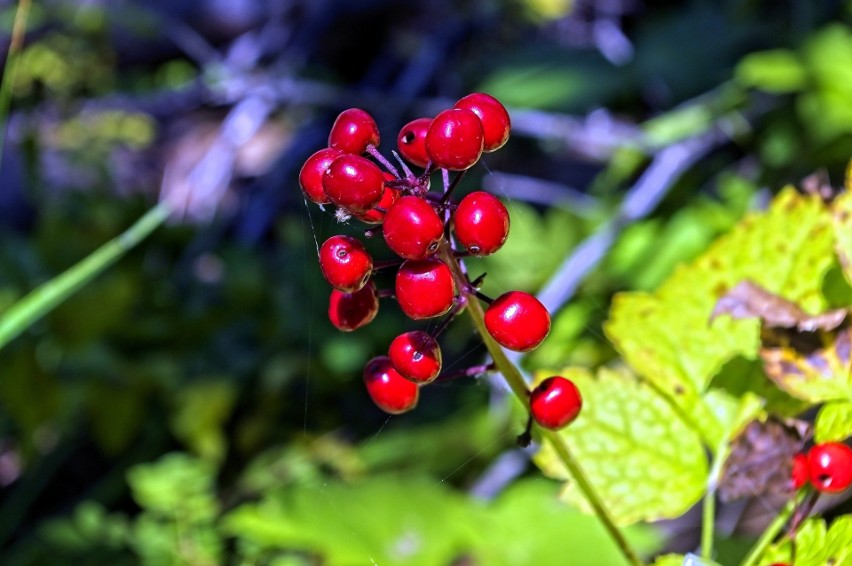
[
  {"left": 298, "top": 148, "right": 342, "bottom": 204},
  {"left": 382, "top": 196, "right": 444, "bottom": 259},
  {"left": 363, "top": 356, "right": 419, "bottom": 414},
  {"left": 396, "top": 117, "right": 432, "bottom": 168},
  {"left": 354, "top": 173, "right": 400, "bottom": 224},
  {"left": 322, "top": 154, "right": 385, "bottom": 214},
  {"left": 484, "top": 291, "right": 551, "bottom": 352},
  {"left": 791, "top": 452, "right": 809, "bottom": 490},
  {"left": 328, "top": 280, "right": 379, "bottom": 332},
  {"left": 453, "top": 191, "right": 510, "bottom": 255},
  {"left": 395, "top": 259, "right": 456, "bottom": 320},
  {"left": 530, "top": 376, "right": 582, "bottom": 430},
  {"left": 319, "top": 235, "right": 373, "bottom": 293},
  {"left": 425, "top": 108, "right": 484, "bottom": 171},
  {"left": 328, "top": 108, "right": 380, "bottom": 154},
  {"left": 454, "top": 93, "right": 511, "bottom": 152},
  {"left": 807, "top": 442, "right": 852, "bottom": 493},
  {"left": 389, "top": 330, "right": 442, "bottom": 384}
]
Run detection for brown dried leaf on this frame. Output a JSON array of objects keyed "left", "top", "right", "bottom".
[
  {"left": 710, "top": 280, "right": 848, "bottom": 332},
  {"left": 718, "top": 417, "right": 811, "bottom": 502}
]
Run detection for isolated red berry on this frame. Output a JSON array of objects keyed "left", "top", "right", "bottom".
[
  {"left": 322, "top": 154, "right": 385, "bottom": 214},
  {"left": 530, "top": 376, "right": 582, "bottom": 430},
  {"left": 454, "top": 93, "right": 511, "bottom": 152},
  {"left": 807, "top": 442, "right": 852, "bottom": 493},
  {"left": 299, "top": 148, "right": 343, "bottom": 204},
  {"left": 484, "top": 291, "right": 551, "bottom": 352},
  {"left": 389, "top": 330, "right": 442, "bottom": 384},
  {"left": 425, "top": 108, "right": 484, "bottom": 171},
  {"left": 354, "top": 173, "right": 400, "bottom": 224},
  {"left": 319, "top": 235, "right": 373, "bottom": 293},
  {"left": 453, "top": 191, "right": 510, "bottom": 255},
  {"left": 328, "top": 108, "right": 380, "bottom": 154},
  {"left": 397, "top": 117, "right": 432, "bottom": 168},
  {"left": 382, "top": 196, "right": 444, "bottom": 259},
  {"left": 363, "top": 356, "right": 419, "bottom": 414},
  {"left": 328, "top": 281, "right": 379, "bottom": 332},
  {"left": 791, "top": 452, "right": 809, "bottom": 490},
  {"left": 395, "top": 258, "right": 456, "bottom": 320}
]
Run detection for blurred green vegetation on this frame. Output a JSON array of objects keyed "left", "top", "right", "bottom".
[{"left": 3, "top": 0, "right": 852, "bottom": 564}]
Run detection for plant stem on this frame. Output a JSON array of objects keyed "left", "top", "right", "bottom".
[
  {"left": 0, "top": 0, "right": 32, "bottom": 171},
  {"left": 0, "top": 203, "right": 170, "bottom": 350},
  {"left": 701, "top": 443, "right": 729, "bottom": 561},
  {"left": 740, "top": 490, "right": 807, "bottom": 566},
  {"left": 438, "top": 243, "right": 644, "bottom": 566}
]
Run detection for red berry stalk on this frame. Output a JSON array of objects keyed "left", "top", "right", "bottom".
[{"left": 300, "top": 94, "right": 642, "bottom": 566}]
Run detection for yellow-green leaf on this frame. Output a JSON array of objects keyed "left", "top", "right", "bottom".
[
  {"left": 761, "top": 515, "right": 852, "bottom": 566},
  {"left": 532, "top": 367, "right": 708, "bottom": 526},
  {"left": 815, "top": 401, "right": 852, "bottom": 442}
]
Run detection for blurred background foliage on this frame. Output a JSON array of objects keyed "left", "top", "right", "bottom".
[{"left": 1, "top": 0, "right": 852, "bottom": 564}]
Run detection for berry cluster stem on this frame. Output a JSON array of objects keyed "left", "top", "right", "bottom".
[
  {"left": 437, "top": 243, "right": 644, "bottom": 566},
  {"left": 740, "top": 489, "right": 808, "bottom": 566}
]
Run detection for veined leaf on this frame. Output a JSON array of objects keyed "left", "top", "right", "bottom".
[
  {"left": 533, "top": 367, "right": 707, "bottom": 526},
  {"left": 815, "top": 401, "right": 852, "bottom": 442},
  {"left": 761, "top": 515, "right": 852, "bottom": 566}
]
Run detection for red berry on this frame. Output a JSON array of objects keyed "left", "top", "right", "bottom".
[
  {"left": 484, "top": 291, "right": 550, "bottom": 352},
  {"left": 395, "top": 258, "right": 456, "bottom": 320},
  {"left": 363, "top": 356, "right": 419, "bottom": 414},
  {"left": 425, "top": 108, "right": 484, "bottom": 171},
  {"left": 328, "top": 108, "right": 380, "bottom": 154},
  {"left": 322, "top": 154, "right": 385, "bottom": 214},
  {"left": 530, "top": 376, "right": 582, "bottom": 430},
  {"left": 328, "top": 281, "right": 379, "bottom": 332},
  {"left": 807, "top": 442, "right": 852, "bottom": 493},
  {"left": 389, "top": 331, "right": 442, "bottom": 384},
  {"left": 299, "top": 148, "right": 342, "bottom": 204},
  {"left": 354, "top": 173, "right": 400, "bottom": 224},
  {"left": 454, "top": 93, "right": 511, "bottom": 152},
  {"left": 453, "top": 191, "right": 510, "bottom": 256},
  {"left": 791, "top": 452, "right": 809, "bottom": 490},
  {"left": 382, "top": 196, "right": 444, "bottom": 259},
  {"left": 319, "top": 235, "right": 373, "bottom": 293},
  {"left": 397, "top": 117, "right": 432, "bottom": 168}
]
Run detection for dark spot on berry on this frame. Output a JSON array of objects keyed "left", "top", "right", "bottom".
[
  {"left": 402, "top": 131, "right": 415, "bottom": 144},
  {"left": 412, "top": 351, "right": 423, "bottom": 361},
  {"left": 337, "top": 249, "right": 348, "bottom": 258},
  {"left": 469, "top": 245, "right": 481, "bottom": 254},
  {"left": 427, "top": 242, "right": 439, "bottom": 253}
]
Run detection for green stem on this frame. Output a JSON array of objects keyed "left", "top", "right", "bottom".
[
  {"left": 438, "top": 244, "right": 644, "bottom": 566},
  {"left": 701, "top": 441, "right": 729, "bottom": 561},
  {"left": 0, "top": 203, "right": 170, "bottom": 350},
  {"left": 740, "top": 490, "right": 806, "bottom": 566},
  {"left": 0, "top": 0, "right": 32, "bottom": 171}
]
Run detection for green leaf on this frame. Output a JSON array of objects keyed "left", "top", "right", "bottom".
[
  {"left": 831, "top": 189, "right": 852, "bottom": 288},
  {"left": 815, "top": 401, "right": 852, "bottom": 442},
  {"left": 532, "top": 367, "right": 708, "bottom": 525},
  {"left": 224, "top": 476, "right": 476, "bottom": 566},
  {"left": 735, "top": 49, "right": 806, "bottom": 93},
  {"left": 169, "top": 379, "right": 237, "bottom": 462},
  {"left": 605, "top": 189, "right": 835, "bottom": 446},
  {"left": 653, "top": 554, "right": 722, "bottom": 566},
  {"left": 761, "top": 515, "right": 852, "bottom": 566},
  {"left": 470, "top": 479, "right": 663, "bottom": 565},
  {"left": 127, "top": 453, "right": 218, "bottom": 523}
]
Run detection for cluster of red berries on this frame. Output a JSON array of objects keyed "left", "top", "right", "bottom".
[
  {"left": 298, "top": 93, "right": 581, "bottom": 432},
  {"left": 790, "top": 441, "right": 852, "bottom": 494}
]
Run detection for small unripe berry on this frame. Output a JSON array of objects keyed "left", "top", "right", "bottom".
[
  {"left": 363, "top": 356, "right": 419, "bottom": 414},
  {"left": 484, "top": 291, "right": 550, "bottom": 352},
  {"left": 322, "top": 154, "right": 385, "bottom": 214},
  {"left": 389, "top": 330, "right": 442, "bottom": 384},
  {"left": 354, "top": 173, "right": 400, "bottom": 224},
  {"left": 807, "top": 442, "right": 852, "bottom": 493},
  {"left": 454, "top": 93, "right": 511, "bottom": 152},
  {"left": 530, "top": 376, "right": 582, "bottom": 430},
  {"left": 319, "top": 235, "right": 373, "bottom": 293},
  {"left": 425, "top": 108, "right": 484, "bottom": 171},
  {"left": 328, "top": 108, "right": 380, "bottom": 154},
  {"left": 328, "top": 281, "right": 379, "bottom": 332},
  {"left": 397, "top": 117, "right": 432, "bottom": 168},
  {"left": 395, "top": 259, "right": 456, "bottom": 320},
  {"left": 299, "top": 148, "right": 342, "bottom": 204},
  {"left": 453, "top": 191, "right": 510, "bottom": 255},
  {"left": 382, "top": 196, "right": 444, "bottom": 259}
]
